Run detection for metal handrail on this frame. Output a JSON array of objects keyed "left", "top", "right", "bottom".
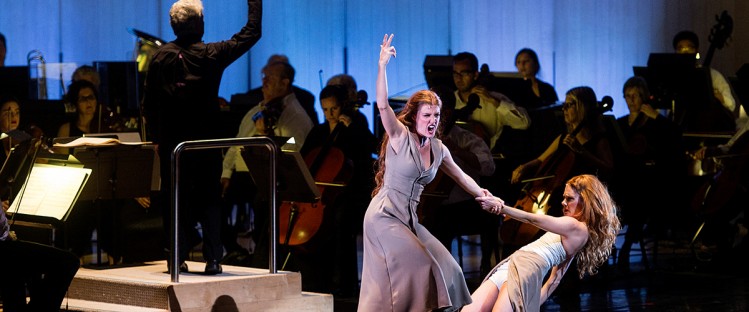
[{"left": 170, "top": 137, "right": 278, "bottom": 282}]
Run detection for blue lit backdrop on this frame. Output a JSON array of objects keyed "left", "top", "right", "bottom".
[{"left": 1, "top": 0, "right": 746, "bottom": 127}]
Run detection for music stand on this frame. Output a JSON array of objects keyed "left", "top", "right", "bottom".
[
  {"left": 0, "top": 66, "right": 31, "bottom": 103},
  {"left": 0, "top": 138, "right": 40, "bottom": 198},
  {"left": 73, "top": 144, "right": 157, "bottom": 267},
  {"left": 485, "top": 72, "right": 537, "bottom": 108},
  {"left": 639, "top": 53, "right": 715, "bottom": 130},
  {"left": 1, "top": 138, "right": 73, "bottom": 244},
  {"left": 242, "top": 145, "right": 319, "bottom": 204},
  {"left": 424, "top": 55, "right": 456, "bottom": 93},
  {"left": 242, "top": 143, "right": 320, "bottom": 268}
]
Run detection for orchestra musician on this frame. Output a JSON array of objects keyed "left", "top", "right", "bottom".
[
  {"left": 240, "top": 54, "right": 318, "bottom": 124},
  {"left": 687, "top": 118, "right": 749, "bottom": 260},
  {"left": 55, "top": 79, "right": 152, "bottom": 266},
  {"left": 514, "top": 48, "right": 559, "bottom": 110},
  {"left": 512, "top": 48, "right": 564, "bottom": 163},
  {"left": 71, "top": 65, "right": 101, "bottom": 92},
  {"left": 511, "top": 86, "right": 615, "bottom": 193},
  {"left": 452, "top": 51, "right": 530, "bottom": 151},
  {"left": 55, "top": 80, "right": 119, "bottom": 264},
  {"left": 54, "top": 80, "right": 108, "bottom": 154},
  {"left": 326, "top": 73, "right": 371, "bottom": 129},
  {"left": 220, "top": 59, "right": 313, "bottom": 269},
  {"left": 453, "top": 51, "right": 531, "bottom": 205},
  {"left": 323, "top": 73, "right": 377, "bottom": 226},
  {"left": 672, "top": 28, "right": 748, "bottom": 262},
  {"left": 0, "top": 96, "right": 22, "bottom": 160},
  {"left": 294, "top": 84, "right": 377, "bottom": 296},
  {"left": 614, "top": 76, "right": 684, "bottom": 271},
  {"left": 672, "top": 30, "right": 747, "bottom": 131},
  {"left": 0, "top": 94, "right": 80, "bottom": 311},
  {"left": 0, "top": 175, "right": 80, "bottom": 312}
]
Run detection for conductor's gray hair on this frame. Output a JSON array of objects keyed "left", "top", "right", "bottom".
[{"left": 169, "top": 0, "right": 204, "bottom": 38}]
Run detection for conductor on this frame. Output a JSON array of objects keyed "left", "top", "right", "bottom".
[{"left": 142, "top": 0, "right": 263, "bottom": 274}]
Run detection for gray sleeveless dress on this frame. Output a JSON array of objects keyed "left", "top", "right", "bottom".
[
  {"left": 484, "top": 232, "right": 568, "bottom": 312},
  {"left": 358, "top": 132, "right": 471, "bottom": 312}
]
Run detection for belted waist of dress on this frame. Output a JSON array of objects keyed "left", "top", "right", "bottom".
[{"left": 382, "top": 182, "right": 425, "bottom": 203}]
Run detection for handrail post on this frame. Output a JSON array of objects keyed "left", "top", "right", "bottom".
[{"left": 170, "top": 136, "right": 278, "bottom": 282}]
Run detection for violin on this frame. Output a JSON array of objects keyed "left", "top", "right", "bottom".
[{"left": 278, "top": 122, "right": 352, "bottom": 250}]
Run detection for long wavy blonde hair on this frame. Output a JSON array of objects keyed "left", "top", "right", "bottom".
[
  {"left": 371, "top": 90, "right": 443, "bottom": 197},
  {"left": 566, "top": 174, "right": 621, "bottom": 278}
]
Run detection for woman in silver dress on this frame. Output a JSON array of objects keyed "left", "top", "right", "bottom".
[{"left": 357, "top": 34, "right": 504, "bottom": 312}]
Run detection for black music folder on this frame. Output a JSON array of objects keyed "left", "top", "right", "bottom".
[
  {"left": 635, "top": 53, "right": 714, "bottom": 111},
  {"left": 72, "top": 144, "right": 157, "bottom": 201}
]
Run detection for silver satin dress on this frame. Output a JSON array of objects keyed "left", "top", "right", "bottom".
[{"left": 358, "top": 132, "right": 471, "bottom": 312}]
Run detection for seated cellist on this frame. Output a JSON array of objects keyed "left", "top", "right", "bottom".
[
  {"left": 296, "top": 84, "right": 378, "bottom": 296},
  {"left": 511, "top": 86, "right": 614, "bottom": 207}
]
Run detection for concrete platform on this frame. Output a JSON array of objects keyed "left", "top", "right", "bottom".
[{"left": 62, "top": 260, "right": 333, "bottom": 311}]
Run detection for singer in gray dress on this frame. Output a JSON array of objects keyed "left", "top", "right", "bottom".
[{"left": 358, "top": 34, "right": 504, "bottom": 312}]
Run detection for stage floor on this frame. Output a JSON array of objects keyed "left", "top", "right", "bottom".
[
  {"left": 2, "top": 225, "right": 748, "bottom": 311},
  {"left": 334, "top": 229, "right": 749, "bottom": 312}
]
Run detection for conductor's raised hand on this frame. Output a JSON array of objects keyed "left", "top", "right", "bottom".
[{"left": 379, "top": 34, "right": 396, "bottom": 66}]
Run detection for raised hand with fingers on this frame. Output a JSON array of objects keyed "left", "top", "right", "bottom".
[{"left": 379, "top": 34, "right": 396, "bottom": 66}]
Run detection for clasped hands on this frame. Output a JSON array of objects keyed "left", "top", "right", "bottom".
[{"left": 476, "top": 189, "right": 505, "bottom": 215}]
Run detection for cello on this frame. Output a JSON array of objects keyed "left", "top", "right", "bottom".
[
  {"left": 278, "top": 121, "right": 352, "bottom": 251},
  {"left": 690, "top": 130, "right": 749, "bottom": 221},
  {"left": 500, "top": 125, "right": 581, "bottom": 247},
  {"left": 501, "top": 96, "right": 613, "bottom": 247}
]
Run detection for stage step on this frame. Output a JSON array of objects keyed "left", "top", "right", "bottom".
[{"left": 63, "top": 260, "right": 333, "bottom": 311}]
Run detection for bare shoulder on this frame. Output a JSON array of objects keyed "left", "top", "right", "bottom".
[{"left": 560, "top": 216, "right": 589, "bottom": 247}]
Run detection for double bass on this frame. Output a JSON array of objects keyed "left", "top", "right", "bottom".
[
  {"left": 278, "top": 122, "right": 352, "bottom": 251},
  {"left": 685, "top": 10, "right": 735, "bottom": 133}
]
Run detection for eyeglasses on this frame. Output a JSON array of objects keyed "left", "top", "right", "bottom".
[
  {"left": 79, "top": 94, "right": 96, "bottom": 102},
  {"left": 562, "top": 101, "right": 576, "bottom": 111},
  {"left": 452, "top": 70, "right": 475, "bottom": 78},
  {"left": 0, "top": 109, "right": 19, "bottom": 117}
]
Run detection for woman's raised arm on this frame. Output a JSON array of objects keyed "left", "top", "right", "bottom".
[{"left": 376, "top": 34, "right": 406, "bottom": 145}]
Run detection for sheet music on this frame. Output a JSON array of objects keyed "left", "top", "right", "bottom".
[
  {"left": 53, "top": 137, "right": 152, "bottom": 148},
  {"left": 10, "top": 164, "right": 91, "bottom": 221}
]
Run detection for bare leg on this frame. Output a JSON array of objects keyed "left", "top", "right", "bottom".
[
  {"left": 492, "top": 283, "right": 512, "bottom": 312},
  {"left": 463, "top": 280, "right": 500, "bottom": 312}
]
